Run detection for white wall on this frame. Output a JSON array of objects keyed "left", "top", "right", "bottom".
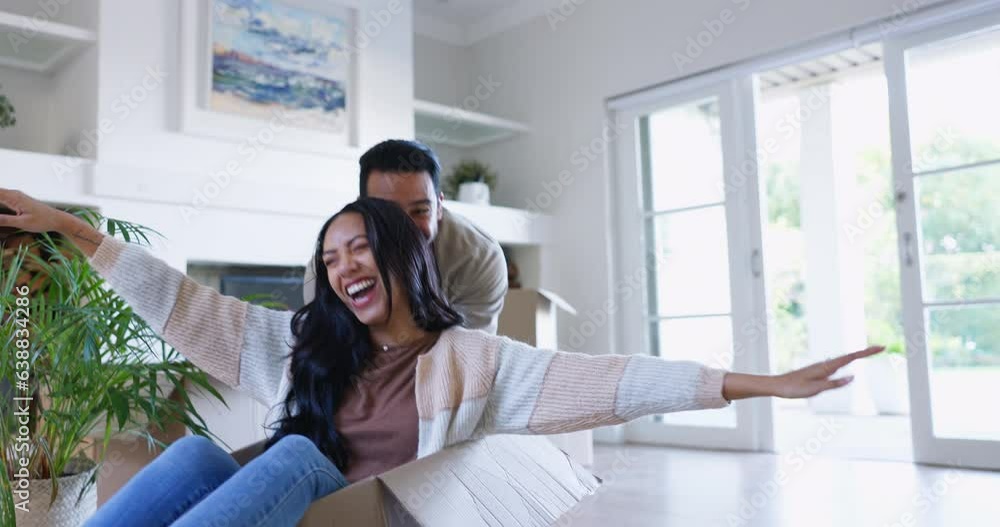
[
  {"left": 458, "top": 0, "right": 950, "bottom": 356},
  {"left": 412, "top": 34, "right": 477, "bottom": 179},
  {"left": 414, "top": 34, "right": 472, "bottom": 106}
]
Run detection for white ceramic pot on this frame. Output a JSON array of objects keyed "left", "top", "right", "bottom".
[
  {"left": 865, "top": 354, "right": 910, "bottom": 415},
  {"left": 457, "top": 181, "right": 491, "bottom": 205},
  {"left": 14, "top": 459, "right": 98, "bottom": 527}
]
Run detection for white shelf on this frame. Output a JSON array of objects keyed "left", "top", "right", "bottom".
[
  {"left": 414, "top": 99, "right": 529, "bottom": 148},
  {"left": 0, "top": 11, "right": 97, "bottom": 73},
  {"left": 444, "top": 200, "right": 551, "bottom": 246}
]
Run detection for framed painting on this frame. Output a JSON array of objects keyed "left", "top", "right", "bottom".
[{"left": 179, "top": 0, "right": 360, "bottom": 157}]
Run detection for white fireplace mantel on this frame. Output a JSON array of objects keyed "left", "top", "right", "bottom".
[{"left": 4, "top": 147, "right": 552, "bottom": 268}]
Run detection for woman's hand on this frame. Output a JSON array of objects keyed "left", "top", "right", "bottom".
[
  {"left": 770, "top": 345, "right": 885, "bottom": 398},
  {"left": 722, "top": 345, "right": 885, "bottom": 401},
  {"left": 0, "top": 188, "right": 73, "bottom": 234},
  {"left": 0, "top": 188, "right": 104, "bottom": 257}
]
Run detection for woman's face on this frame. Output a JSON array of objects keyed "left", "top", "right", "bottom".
[{"left": 321, "top": 212, "right": 398, "bottom": 326}]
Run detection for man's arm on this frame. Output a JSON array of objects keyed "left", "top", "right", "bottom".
[{"left": 450, "top": 240, "right": 507, "bottom": 334}]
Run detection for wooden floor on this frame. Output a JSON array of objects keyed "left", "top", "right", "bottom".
[{"left": 566, "top": 444, "right": 1000, "bottom": 527}]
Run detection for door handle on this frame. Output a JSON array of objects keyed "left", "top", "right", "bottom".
[{"left": 751, "top": 248, "right": 762, "bottom": 278}]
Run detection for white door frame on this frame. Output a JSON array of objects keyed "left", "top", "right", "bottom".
[
  {"left": 610, "top": 77, "right": 774, "bottom": 452},
  {"left": 884, "top": 8, "right": 1000, "bottom": 469}
]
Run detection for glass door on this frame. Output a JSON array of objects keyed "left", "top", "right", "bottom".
[
  {"left": 612, "top": 79, "right": 773, "bottom": 450},
  {"left": 885, "top": 10, "right": 1000, "bottom": 469}
]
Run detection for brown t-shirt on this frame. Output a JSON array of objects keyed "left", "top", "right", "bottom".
[{"left": 335, "top": 331, "right": 441, "bottom": 483}]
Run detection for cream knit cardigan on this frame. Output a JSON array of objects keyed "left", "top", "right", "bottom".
[{"left": 89, "top": 236, "right": 731, "bottom": 458}]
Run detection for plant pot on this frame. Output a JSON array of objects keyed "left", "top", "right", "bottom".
[
  {"left": 457, "top": 182, "right": 491, "bottom": 205},
  {"left": 14, "top": 458, "right": 98, "bottom": 527},
  {"left": 865, "top": 354, "right": 910, "bottom": 415}
]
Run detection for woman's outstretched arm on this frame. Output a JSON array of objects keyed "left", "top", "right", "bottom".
[
  {"left": 477, "top": 333, "right": 883, "bottom": 436},
  {"left": 0, "top": 188, "right": 295, "bottom": 408},
  {"left": 722, "top": 346, "right": 883, "bottom": 400}
]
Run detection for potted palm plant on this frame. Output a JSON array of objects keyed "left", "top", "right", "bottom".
[
  {"left": 444, "top": 160, "right": 497, "bottom": 205},
  {"left": 0, "top": 209, "right": 228, "bottom": 526}
]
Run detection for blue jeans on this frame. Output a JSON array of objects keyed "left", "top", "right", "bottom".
[{"left": 84, "top": 434, "right": 350, "bottom": 527}]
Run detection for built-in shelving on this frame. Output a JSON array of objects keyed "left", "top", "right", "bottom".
[
  {"left": 445, "top": 200, "right": 551, "bottom": 246},
  {"left": 414, "top": 99, "right": 530, "bottom": 148},
  {"left": 0, "top": 10, "right": 97, "bottom": 73}
]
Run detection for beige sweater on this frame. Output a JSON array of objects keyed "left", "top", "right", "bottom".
[{"left": 88, "top": 235, "right": 731, "bottom": 458}]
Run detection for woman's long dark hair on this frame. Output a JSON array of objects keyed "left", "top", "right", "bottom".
[{"left": 262, "top": 197, "right": 463, "bottom": 470}]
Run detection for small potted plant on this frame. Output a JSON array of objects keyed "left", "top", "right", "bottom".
[
  {"left": 1, "top": 209, "right": 227, "bottom": 526},
  {"left": 444, "top": 160, "right": 497, "bottom": 206},
  {"left": 0, "top": 86, "right": 15, "bottom": 129}
]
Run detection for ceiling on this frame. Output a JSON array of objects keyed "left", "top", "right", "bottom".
[
  {"left": 413, "top": 0, "right": 523, "bottom": 25},
  {"left": 758, "top": 43, "right": 884, "bottom": 93},
  {"left": 413, "top": 0, "right": 552, "bottom": 45}
]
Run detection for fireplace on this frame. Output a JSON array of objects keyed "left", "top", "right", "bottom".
[{"left": 187, "top": 263, "right": 307, "bottom": 312}]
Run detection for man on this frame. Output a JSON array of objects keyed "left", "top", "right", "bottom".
[{"left": 304, "top": 139, "right": 508, "bottom": 333}]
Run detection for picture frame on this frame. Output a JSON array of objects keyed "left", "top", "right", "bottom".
[{"left": 178, "top": 0, "right": 361, "bottom": 158}]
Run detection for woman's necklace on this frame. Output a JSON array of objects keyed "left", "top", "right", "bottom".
[
  {"left": 377, "top": 331, "right": 435, "bottom": 353},
  {"left": 379, "top": 341, "right": 410, "bottom": 353},
  {"left": 379, "top": 340, "right": 417, "bottom": 353}
]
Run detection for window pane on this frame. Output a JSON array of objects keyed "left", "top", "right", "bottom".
[
  {"left": 927, "top": 305, "right": 1000, "bottom": 440},
  {"left": 648, "top": 206, "right": 732, "bottom": 317},
  {"left": 905, "top": 25, "right": 1000, "bottom": 172},
  {"left": 652, "top": 317, "right": 737, "bottom": 427},
  {"left": 645, "top": 98, "right": 725, "bottom": 211},
  {"left": 917, "top": 167, "right": 1000, "bottom": 302}
]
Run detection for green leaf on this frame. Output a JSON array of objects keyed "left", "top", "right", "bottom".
[{"left": 109, "top": 387, "right": 130, "bottom": 430}]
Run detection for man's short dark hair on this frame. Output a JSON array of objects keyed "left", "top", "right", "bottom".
[{"left": 359, "top": 139, "right": 441, "bottom": 197}]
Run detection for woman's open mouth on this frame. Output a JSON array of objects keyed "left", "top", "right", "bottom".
[{"left": 345, "top": 277, "right": 377, "bottom": 308}]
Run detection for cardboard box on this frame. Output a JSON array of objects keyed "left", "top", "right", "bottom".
[
  {"left": 497, "top": 289, "right": 593, "bottom": 467},
  {"left": 497, "top": 288, "right": 577, "bottom": 350},
  {"left": 231, "top": 434, "right": 601, "bottom": 526}
]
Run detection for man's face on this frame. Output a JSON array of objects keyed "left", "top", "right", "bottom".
[{"left": 365, "top": 170, "right": 444, "bottom": 242}]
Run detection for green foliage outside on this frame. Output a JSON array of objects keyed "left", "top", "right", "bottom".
[{"left": 766, "top": 136, "right": 1000, "bottom": 372}]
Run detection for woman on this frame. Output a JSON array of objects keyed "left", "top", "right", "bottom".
[{"left": 0, "top": 188, "right": 882, "bottom": 526}]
